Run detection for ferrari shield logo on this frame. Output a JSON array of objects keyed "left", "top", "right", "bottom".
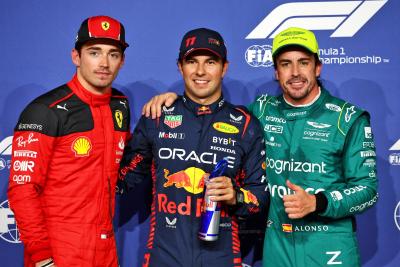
[
  {"left": 115, "top": 110, "right": 123, "bottom": 128},
  {"left": 101, "top": 21, "right": 110, "bottom": 31}
]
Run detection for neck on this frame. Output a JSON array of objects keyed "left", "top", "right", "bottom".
[
  {"left": 185, "top": 91, "right": 221, "bottom": 105},
  {"left": 76, "top": 72, "right": 111, "bottom": 95}
]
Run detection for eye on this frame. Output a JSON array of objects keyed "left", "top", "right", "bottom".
[
  {"left": 185, "top": 59, "right": 196, "bottom": 64},
  {"left": 280, "top": 62, "right": 289, "bottom": 67},
  {"left": 300, "top": 60, "right": 309, "bottom": 66},
  {"left": 89, "top": 51, "right": 100, "bottom": 57},
  {"left": 110, "top": 52, "right": 121, "bottom": 59},
  {"left": 207, "top": 60, "right": 216, "bottom": 65}
]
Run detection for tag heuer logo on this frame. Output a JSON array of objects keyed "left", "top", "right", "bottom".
[{"left": 164, "top": 115, "right": 182, "bottom": 128}]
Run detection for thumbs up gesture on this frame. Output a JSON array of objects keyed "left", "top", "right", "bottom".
[{"left": 283, "top": 180, "right": 317, "bottom": 219}]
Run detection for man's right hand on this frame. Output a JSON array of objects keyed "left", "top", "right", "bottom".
[{"left": 142, "top": 92, "right": 178, "bottom": 119}]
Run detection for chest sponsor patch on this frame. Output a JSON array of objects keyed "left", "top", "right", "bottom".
[
  {"left": 213, "top": 122, "right": 239, "bottom": 134},
  {"left": 115, "top": 110, "right": 123, "bottom": 128},
  {"left": 164, "top": 115, "right": 183, "bottom": 128},
  {"left": 71, "top": 136, "right": 92, "bottom": 157}
]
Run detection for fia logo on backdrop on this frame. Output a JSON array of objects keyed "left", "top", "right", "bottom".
[
  {"left": 389, "top": 139, "right": 400, "bottom": 165},
  {"left": 0, "top": 200, "right": 21, "bottom": 244}
]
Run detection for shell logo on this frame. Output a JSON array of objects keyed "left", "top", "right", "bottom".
[
  {"left": 71, "top": 136, "right": 92, "bottom": 157},
  {"left": 213, "top": 122, "right": 239, "bottom": 134}
]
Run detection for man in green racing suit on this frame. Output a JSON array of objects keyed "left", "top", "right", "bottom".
[
  {"left": 247, "top": 27, "right": 378, "bottom": 267},
  {"left": 140, "top": 27, "right": 378, "bottom": 267}
]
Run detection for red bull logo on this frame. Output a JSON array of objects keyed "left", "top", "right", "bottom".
[
  {"left": 240, "top": 188, "right": 259, "bottom": 206},
  {"left": 158, "top": 193, "right": 229, "bottom": 217},
  {"left": 163, "top": 167, "right": 207, "bottom": 194}
]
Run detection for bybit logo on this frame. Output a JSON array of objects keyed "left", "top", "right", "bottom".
[{"left": 246, "top": 1, "right": 387, "bottom": 39}]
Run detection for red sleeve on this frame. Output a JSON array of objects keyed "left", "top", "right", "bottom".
[{"left": 8, "top": 102, "right": 57, "bottom": 263}]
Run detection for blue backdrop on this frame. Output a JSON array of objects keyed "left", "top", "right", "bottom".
[{"left": 1, "top": 1, "right": 399, "bottom": 266}]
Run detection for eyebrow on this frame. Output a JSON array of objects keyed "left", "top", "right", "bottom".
[
  {"left": 278, "top": 57, "right": 311, "bottom": 62},
  {"left": 85, "top": 47, "right": 122, "bottom": 53}
]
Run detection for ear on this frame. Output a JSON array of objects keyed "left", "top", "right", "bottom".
[
  {"left": 120, "top": 54, "right": 125, "bottom": 68},
  {"left": 178, "top": 61, "right": 184, "bottom": 75},
  {"left": 274, "top": 69, "right": 279, "bottom": 81},
  {"left": 221, "top": 61, "right": 229, "bottom": 79},
  {"left": 315, "top": 62, "right": 322, "bottom": 77},
  {"left": 71, "top": 49, "right": 80, "bottom": 67}
]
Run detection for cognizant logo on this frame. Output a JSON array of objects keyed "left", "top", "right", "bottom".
[
  {"left": 246, "top": 1, "right": 388, "bottom": 39},
  {"left": 266, "top": 157, "right": 327, "bottom": 175},
  {"left": 268, "top": 184, "right": 325, "bottom": 199}
]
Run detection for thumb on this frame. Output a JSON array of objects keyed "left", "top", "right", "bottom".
[{"left": 286, "top": 180, "right": 303, "bottom": 192}]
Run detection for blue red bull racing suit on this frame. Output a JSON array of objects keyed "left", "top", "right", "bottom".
[{"left": 119, "top": 95, "right": 267, "bottom": 267}]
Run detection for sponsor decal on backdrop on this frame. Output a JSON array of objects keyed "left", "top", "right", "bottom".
[
  {"left": 389, "top": 139, "right": 400, "bottom": 165},
  {"left": 245, "top": 1, "right": 389, "bottom": 67},
  {"left": 0, "top": 136, "right": 12, "bottom": 171},
  {"left": 0, "top": 200, "right": 21, "bottom": 244},
  {"left": 395, "top": 201, "right": 400, "bottom": 231}
]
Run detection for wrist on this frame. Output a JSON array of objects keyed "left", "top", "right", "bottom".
[{"left": 235, "top": 189, "right": 244, "bottom": 206}]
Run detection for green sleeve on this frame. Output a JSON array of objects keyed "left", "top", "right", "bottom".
[{"left": 320, "top": 114, "right": 378, "bottom": 218}]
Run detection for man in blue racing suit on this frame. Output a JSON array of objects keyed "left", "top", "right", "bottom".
[{"left": 118, "top": 28, "right": 268, "bottom": 267}]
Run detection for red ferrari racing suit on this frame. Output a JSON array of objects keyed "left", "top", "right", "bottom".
[{"left": 8, "top": 75, "right": 130, "bottom": 266}]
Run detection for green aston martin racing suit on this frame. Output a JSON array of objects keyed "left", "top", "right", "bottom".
[{"left": 248, "top": 88, "right": 378, "bottom": 267}]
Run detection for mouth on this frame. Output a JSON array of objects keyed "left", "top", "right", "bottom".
[
  {"left": 194, "top": 79, "right": 209, "bottom": 85},
  {"left": 95, "top": 71, "right": 111, "bottom": 77},
  {"left": 287, "top": 78, "right": 307, "bottom": 89}
]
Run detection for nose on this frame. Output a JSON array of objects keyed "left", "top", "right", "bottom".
[
  {"left": 99, "top": 54, "right": 109, "bottom": 68},
  {"left": 195, "top": 62, "right": 205, "bottom": 76},
  {"left": 291, "top": 63, "right": 299, "bottom": 76}
]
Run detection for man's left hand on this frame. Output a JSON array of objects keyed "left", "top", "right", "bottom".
[
  {"left": 283, "top": 180, "right": 316, "bottom": 219},
  {"left": 205, "top": 176, "right": 236, "bottom": 205}
]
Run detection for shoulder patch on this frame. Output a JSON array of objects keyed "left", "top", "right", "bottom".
[{"left": 337, "top": 102, "right": 365, "bottom": 135}]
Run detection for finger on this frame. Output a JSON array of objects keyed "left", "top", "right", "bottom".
[
  {"left": 286, "top": 180, "right": 304, "bottom": 192},
  {"left": 142, "top": 97, "right": 154, "bottom": 117},
  {"left": 150, "top": 96, "right": 159, "bottom": 119},
  {"left": 156, "top": 97, "right": 163, "bottom": 118},
  {"left": 165, "top": 93, "right": 178, "bottom": 107},
  {"left": 209, "top": 190, "right": 234, "bottom": 201},
  {"left": 284, "top": 207, "right": 299, "bottom": 214},
  {"left": 283, "top": 200, "right": 298, "bottom": 208},
  {"left": 283, "top": 194, "right": 298, "bottom": 202},
  {"left": 288, "top": 213, "right": 305, "bottom": 219}
]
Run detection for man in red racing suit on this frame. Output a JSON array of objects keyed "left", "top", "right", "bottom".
[{"left": 8, "top": 15, "right": 130, "bottom": 267}]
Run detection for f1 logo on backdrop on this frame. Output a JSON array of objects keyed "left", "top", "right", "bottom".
[
  {"left": 246, "top": 0, "right": 388, "bottom": 39},
  {"left": 0, "top": 200, "right": 21, "bottom": 243}
]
